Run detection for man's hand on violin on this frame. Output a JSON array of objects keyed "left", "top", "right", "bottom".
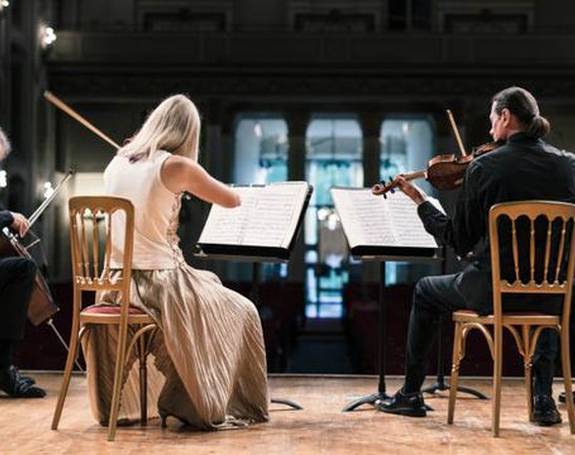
[
  {"left": 10, "top": 212, "right": 30, "bottom": 237},
  {"left": 393, "top": 175, "right": 428, "bottom": 205},
  {"left": 372, "top": 175, "right": 428, "bottom": 205}
]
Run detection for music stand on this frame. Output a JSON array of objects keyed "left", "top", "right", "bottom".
[
  {"left": 342, "top": 254, "right": 441, "bottom": 412},
  {"left": 194, "top": 183, "right": 312, "bottom": 411}
]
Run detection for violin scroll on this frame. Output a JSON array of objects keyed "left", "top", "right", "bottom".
[{"left": 371, "top": 177, "right": 398, "bottom": 198}]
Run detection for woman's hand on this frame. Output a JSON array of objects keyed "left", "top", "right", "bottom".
[{"left": 393, "top": 175, "right": 428, "bottom": 205}]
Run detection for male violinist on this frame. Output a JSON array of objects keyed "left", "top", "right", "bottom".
[
  {"left": 0, "top": 127, "right": 45, "bottom": 398},
  {"left": 376, "top": 87, "right": 574, "bottom": 426}
]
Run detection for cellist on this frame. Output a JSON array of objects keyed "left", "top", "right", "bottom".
[
  {"left": 0, "top": 127, "right": 45, "bottom": 398},
  {"left": 376, "top": 87, "right": 574, "bottom": 425}
]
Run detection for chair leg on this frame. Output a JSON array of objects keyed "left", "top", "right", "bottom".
[
  {"left": 107, "top": 319, "right": 130, "bottom": 441},
  {"left": 560, "top": 327, "right": 575, "bottom": 434},
  {"left": 139, "top": 336, "right": 148, "bottom": 426},
  {"left": 492, "top": 325, "right": 503, "bottom": 437},
  {"left": 447, "top": 322, "right": 464, "bottom": 424},
  {"left": 51, "top": 321, "right": 82, "bottom": 430},
  {"left": 522, "top": 325, "right": 534, "bottom": 422}
]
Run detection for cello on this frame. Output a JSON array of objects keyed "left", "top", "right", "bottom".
[
  {"left": 0, "top": 169, "right": 83, "bottom": 370},
  {"left": 0, "top": 170, "right": 74, "bottom": 325}
]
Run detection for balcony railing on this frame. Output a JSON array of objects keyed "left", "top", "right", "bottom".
[{"left": 48, "top": 30, "right": 575, "bottom": 68}]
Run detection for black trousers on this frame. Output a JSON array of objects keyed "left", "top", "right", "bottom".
[
  {"left": 0, "top": 257, "right": 36, "bottom": 341},
  {"left": 404, "top": 273, "right": 559, "bottom": 396}
]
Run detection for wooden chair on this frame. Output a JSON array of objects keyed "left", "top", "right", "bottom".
[
  {"left": 447, "top": 201, "right": 575, "bottom": 437},
  {"left": 51, "top": 196, "right": 159, "bottom": 441}
]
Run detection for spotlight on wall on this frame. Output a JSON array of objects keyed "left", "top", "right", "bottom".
[
  {"left": 42, "top": 181, "right": 54, "bottom": 199},
  {"left": 40, "top": 25, "right": 57, "bottom": 49},
  {"left": 0, "top": 170, "right": 7, "bottom": 189},
  {"left": 0, "top": 1, "right": 10, "bottom": 11}
]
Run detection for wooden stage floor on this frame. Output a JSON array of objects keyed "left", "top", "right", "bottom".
[{"left": 1, "top": 374, "right": 573, "bottom": 454}]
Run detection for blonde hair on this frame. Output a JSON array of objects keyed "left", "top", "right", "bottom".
[
  {"left": 0, "top": 127, "right": 11, "bottom": 161},
  {"left": 119, "top": 94, "right": 201, "bottom": 162}
]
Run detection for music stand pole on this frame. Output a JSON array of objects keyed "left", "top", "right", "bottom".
[
  {"left": 250, "top": 262, "right": 303, "bottom": 411},
  {"left": 342, "top": 261, "right": 391, "bottom": 411}
]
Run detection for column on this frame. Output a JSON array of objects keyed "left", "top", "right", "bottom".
[
  {"left": 360, "top": 110, "right": 384, "bottom": 187},
  {"left": 286, "top": 108, "right": 310, "bottom": 283}
]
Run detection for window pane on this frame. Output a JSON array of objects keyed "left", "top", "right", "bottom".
[
  {"left": 305, "top": 116, "right": 363, "bottom": 318},
  {"left": 234, "top": 117, "right": 288, "bottom": 185},
  {"left": 380, "top": 117, "right": 435, "bottom": 284}
]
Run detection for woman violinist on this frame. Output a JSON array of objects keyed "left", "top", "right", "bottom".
[
  {"left": 0, "top": 127, "right": 46, "bottom": 398},
  {"left": 375, "top": 87, "right": 573, "bottom": 426},
  {"left": 83, "top": 94, "right": 269, "bottom": 429}
]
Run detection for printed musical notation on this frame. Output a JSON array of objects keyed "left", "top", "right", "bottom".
[
  {"left": 198, "top": 182, "right": 310, "bottom": 249},
  {"left": 331, "top": 188, "right": 441, "bottom": 250}
]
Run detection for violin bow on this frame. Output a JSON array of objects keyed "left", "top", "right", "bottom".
[
  {"left": 44, "top": 91, "right": 195, "bottom": 200},
  {"left": 44, "top": 91, "right": 121, "bottom": 150},
  {"left": 446, "top": 109, "right": 468, "bottom": 157},
  {"left": 27, "top": 169, "right": 75, "bottom": 230}
]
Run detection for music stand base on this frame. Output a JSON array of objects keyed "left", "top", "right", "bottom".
[
  {"left": 342, "top": 391, "right": 392, "bottom": 412},
  {"left": 422, "top": 381, "right": 488, "bottom": 400},
  {"left": 271, "top": 398, "right": 303, "bottom": 410}
]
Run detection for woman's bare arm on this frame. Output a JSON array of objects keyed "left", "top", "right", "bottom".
[{"left": 161, "top": 156, "right": 241, "bottom": 208}]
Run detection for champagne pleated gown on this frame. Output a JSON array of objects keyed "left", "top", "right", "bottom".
[{"left": 82, "top": 151, "right": 269, "bottom": 429}]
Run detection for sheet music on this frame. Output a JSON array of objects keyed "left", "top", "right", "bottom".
[
  {"left": 331, "top": 188, "right": 441, "bottom": 249},
  {"left": 198, "top": 182, "right": 310, "bottom": 248}
]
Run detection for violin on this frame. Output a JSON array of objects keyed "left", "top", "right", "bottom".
[
  {"left": 0, "top": 170, "right": 74, "bottom": 325},
  {"left": 372, "top": 109, "right": 502, "bottom": 197}
]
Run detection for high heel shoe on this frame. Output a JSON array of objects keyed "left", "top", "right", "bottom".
[{"left": 159, "top": 409, "right": 191, "bottom": 428}]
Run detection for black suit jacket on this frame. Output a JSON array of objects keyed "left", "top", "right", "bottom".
[{"left": 417, "top": 132, "right": 575, "bottom": 314}]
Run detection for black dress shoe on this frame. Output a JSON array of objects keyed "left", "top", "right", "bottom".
[
  {"left": 533, "top": 395, "right": 561, "bottom": 426},
  {"left": 0, "top": 366, "right": 46, "bottom": 398},
  {"left": 376, "top": 390, "right": 427, "bottom": 417},
  {"left": 10, "top": 366, "right": 35, "bottom": 385}
]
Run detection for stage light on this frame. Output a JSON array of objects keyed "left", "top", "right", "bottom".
[
  {"left": 40, "top": 25, "right": 57, "bottom": 48},
  {"left": 42, "top": 181, "right": 54, "bottom": 199},
  {"left": 0, "top": 170, "right": 7, "bottom": 188},
  {"left": 1, "top": 1, "right": 10, "bottom": 9}
]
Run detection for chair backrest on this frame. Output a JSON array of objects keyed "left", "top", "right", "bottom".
[
  {"left": 68, "top": 196, "right": 134, "bottom": 304},
  {"left": 489, "top": 200, "right": 575, "bottom": 322}
]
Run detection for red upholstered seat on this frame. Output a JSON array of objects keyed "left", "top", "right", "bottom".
[{"left": 82, "top": 305, "right": 146, "bottom": 315}]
